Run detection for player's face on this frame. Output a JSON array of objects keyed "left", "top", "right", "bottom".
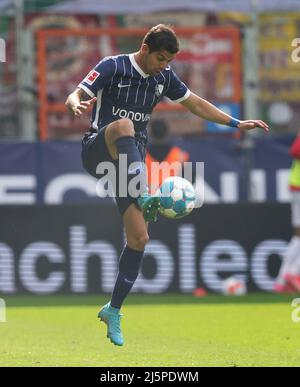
[{"left": 144, "top": 48, "right": 176, "bottom": 76}]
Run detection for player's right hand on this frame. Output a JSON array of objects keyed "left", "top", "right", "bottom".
[{"left": 73, "top": 97, "right": 97, "bottom": 117}]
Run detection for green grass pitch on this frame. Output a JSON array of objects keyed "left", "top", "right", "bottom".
[{"left": 0, "top": 294, "right": 299, "bottom": 367}]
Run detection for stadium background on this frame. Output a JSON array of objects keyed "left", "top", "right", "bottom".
[{"left": 0, "top": 0, "right": 300, "bottom": 296}]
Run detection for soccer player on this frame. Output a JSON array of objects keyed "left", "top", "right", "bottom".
[
  {"left": 66, "top": 24, "right": 269, "bottom": 346},
  {"left": 274, "top": 132, "right": 300, "bottom": 293}
]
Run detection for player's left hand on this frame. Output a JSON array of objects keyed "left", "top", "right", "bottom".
[
  {"left": 238, "top": 120, "right": 269, "bottom": 133},
  {"left": 73, "top": 97, "right": 97, "bottom": 117}
]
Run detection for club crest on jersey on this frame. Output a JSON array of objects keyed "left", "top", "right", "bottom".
[
  {"left": 85, "top": 70, "right": 100, "bottom": 85},
  {"left": 155, "top": 84, "right": 164, "bottom": 98}
]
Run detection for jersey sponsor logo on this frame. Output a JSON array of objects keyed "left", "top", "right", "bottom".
[
  {"left": 155, "top": 84, "right": 164, "bottom": 98},
  {"left": 85, "top": 70, "right": 100, "bottom": 85},
  {"left": 112, "top": 106, "right": 151, "bottom": 122}
]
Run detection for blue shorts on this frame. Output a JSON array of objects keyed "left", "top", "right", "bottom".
[{"left": 81, "top": 126, "right": 148, "bottom": 216}]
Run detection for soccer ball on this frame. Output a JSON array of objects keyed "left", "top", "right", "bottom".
[
  {"left": 158, "top": 176, "right": 196, "bottom": 219},
  {"left": 222, "top": 277, "right": 247, "bottom": 296}
]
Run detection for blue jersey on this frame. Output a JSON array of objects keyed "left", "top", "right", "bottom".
[{"left": 78, "top": 54, "right": 190, "bottom": 133}]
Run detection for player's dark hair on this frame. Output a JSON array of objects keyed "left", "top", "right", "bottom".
[{"left": 143, "top": 24, "right": 179, "bottom": 54}]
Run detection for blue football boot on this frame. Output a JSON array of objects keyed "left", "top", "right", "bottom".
[
  {"left": 98, "top": 303, "right": 124, "bottom": 346},
  {"left": 137, "top": 193, "right": 160, "bottom": 222}
]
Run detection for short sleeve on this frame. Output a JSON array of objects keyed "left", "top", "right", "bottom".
[
  {"left": 165, "top": 69, "right": 191, "bottom": 103},
  {"left": 78, "top": 57, "right": 116, "bottom": 98}
]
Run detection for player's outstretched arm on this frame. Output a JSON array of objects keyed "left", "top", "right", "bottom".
[
  {"left": 65, "top": 88, "right": 97, "bottom": 117},
  {"left": 181, "top": 92, "right": 269, "bottom": 132}
]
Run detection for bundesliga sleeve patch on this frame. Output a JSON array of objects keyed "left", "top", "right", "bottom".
[{"left": 85, "top": 70, "right": 100, "bottom": 85}]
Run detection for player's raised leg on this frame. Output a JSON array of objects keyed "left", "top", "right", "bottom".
[
  {"left": 104, "top": 118, "right": 160, "bottom": 221},
  {"left": 99, "top": 204, "right": 148, "bottom": 346}
]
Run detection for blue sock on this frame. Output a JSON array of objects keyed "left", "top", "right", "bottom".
[
  {"left": 116, "top": 136, "right": 147, "bottom": 197},
  {"left": 110, "top": 245, "right": 144, "bottom": 309}
]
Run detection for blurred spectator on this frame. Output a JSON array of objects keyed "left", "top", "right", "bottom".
[
  {"left": 146, "top": 119, "right": 189, "bottom": 193},
  {"left": 205, "top": 13, "right": 220, "bottom": 26},
  {"left": 274, "top": 131, "right": 300, "bottom": 293}
]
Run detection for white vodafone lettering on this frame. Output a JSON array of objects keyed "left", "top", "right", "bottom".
[{"left": 112, "top": 106, "right": 151, "bottom": 122}]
